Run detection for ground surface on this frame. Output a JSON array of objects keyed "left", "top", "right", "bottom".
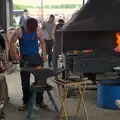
[{"left": 2, "top": 67, "right": 120, "bottom": 120}]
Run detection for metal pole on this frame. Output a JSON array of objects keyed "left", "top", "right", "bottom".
[
  {"left": 41, "top": 0, "right": 43, "bottom": 20},
  {"left": 53, "top": 40, "right": 57, "bottom": 70},
  {"left": 83, "top": 0, "right": 85, "bottom": 6},
  {"left": 9, "top": 0, "right": 13, "bottom": 26}
]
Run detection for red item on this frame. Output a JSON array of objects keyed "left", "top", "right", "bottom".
[{"left": 35, "top": 66, "right": 41, "bottom": 69}]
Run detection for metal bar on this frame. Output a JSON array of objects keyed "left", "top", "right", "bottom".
[
  {"left": 47, "top": 91, "right": 59, "bottom": 113},
  {"left": 83, "top": 0, "right": 85, "bottom": 6},
  {"left": 53, "top": 39, "right": 57, "bottom": 70},
  {"left": 41, "top": 0, "right": 43, "bottom": 20},
  {"left": 58, "top": 85, "right": 68, "bottom": 120},
  {"left": 80, "top": 84, "right": 89, "bottom": 120},
  {"left": 9, "top": 0, "right": 13, "bottom": 26},
  {"left": 75, "top": 84, "right": 88, "bottom": 120},
  {"left": 27, "top": 90, "right": 37, "bottom": 119},
  {"left": 60, "top": 86, "right": 68, "bottom": 117},
  {"left": 82, "top": 94, "right": 89, "bottom": 120},
  {"left": 75, "top": 84, "right": 83, "bottom": 117}
]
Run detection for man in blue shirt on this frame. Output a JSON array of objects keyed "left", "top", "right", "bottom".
[{"left": 10, "top": 18, "right": 47, "bottom": 111}]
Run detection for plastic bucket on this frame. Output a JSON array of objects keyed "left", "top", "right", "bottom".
[{"left": 97, "top": 80, "right": 120, "bottom": 110}]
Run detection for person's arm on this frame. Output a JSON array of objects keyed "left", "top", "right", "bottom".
[
  {"left": 52, "top": 25, "right": 56, "bottom": 40},
  {"left": 19, "top": 16, "right": 22, "bottom": 26},
  {"left": 41, "top": 22, "right": 46, "bottom": 30},
  {"left": 10, "top": 28, "right": 21, "bottom": 59},
  {"left": 38, "top": 28, "right": 46, "bottom": 53}
]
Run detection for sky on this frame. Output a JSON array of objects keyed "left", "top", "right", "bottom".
[{"left": 13, "top": 0, "right": 84, "bottom": 6}]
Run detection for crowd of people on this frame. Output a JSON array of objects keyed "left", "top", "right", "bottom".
[{"left": 13, "top": 9, "right": 68, "bottom": 28}]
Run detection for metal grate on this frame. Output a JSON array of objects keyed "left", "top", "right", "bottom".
[{"left": 67, "top": 49, "right": 120, "bottom": 58}]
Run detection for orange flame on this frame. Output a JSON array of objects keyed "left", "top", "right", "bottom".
[
  {"left": 83, "top": 49, "right": 93, "bottom": 53},
  {"left": 35, "top": 66, "right": 41, "bottom": 69},
  {"left": 72, "top": 49, "right": 93, "bottom": 54},
  {"left": 114, "top": 32, "right": 120, "bottom": 52}
]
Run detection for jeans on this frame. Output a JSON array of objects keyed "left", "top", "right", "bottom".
[
  {"left": 45, "top": 40, "right": 54, "bottom": 67},
  {"left": 20, "top": 55, "right": 44, "bottom": 104}
]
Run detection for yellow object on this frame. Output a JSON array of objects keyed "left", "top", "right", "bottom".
[{"left": 55, "top": 79, "right": 89, "bottom": 120}]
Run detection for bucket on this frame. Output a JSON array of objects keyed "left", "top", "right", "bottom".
[{"left": 97, "top": 80, "right": 120, "bottom": 110}]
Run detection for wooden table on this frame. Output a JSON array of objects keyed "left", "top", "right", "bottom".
[{"left": 55, "top": 79, "right": 89, "bottom": 120}]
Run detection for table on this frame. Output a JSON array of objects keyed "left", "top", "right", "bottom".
[{"left": 55, "top": 79, "right": 89, "bottom": 120}]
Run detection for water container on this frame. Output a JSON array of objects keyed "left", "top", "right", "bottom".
[{"left": 97, "top": 80, "right": 120, "bottom": 110}]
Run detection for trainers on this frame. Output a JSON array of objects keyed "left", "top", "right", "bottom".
[
  {"left": 48, "top": 63, "right": 52, "bottom": 67},
  {"left": 18, "top": 104, "right": 28, "bottom": 111},
  {"left": 36, "top": 102, "right": 48, "bottom": 109}
]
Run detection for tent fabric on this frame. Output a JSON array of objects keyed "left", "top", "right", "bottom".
[{"left": 62, "top": 0, "right": 120, "bottom": 31}]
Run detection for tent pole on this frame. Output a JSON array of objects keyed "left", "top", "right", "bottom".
[
  {"left": 41, "top": 0, "right": 43, "bottom": 21},
  {"left": 83, "top": 0, "right": 85, "bottom": 6},
  {"left": 53, "top": 39, "right": 57, "bottom": 70}
]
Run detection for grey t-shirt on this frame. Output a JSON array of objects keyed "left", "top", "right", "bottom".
[
  {"left": 19, "top": 15, "right": 30, "bottom": 27},
  {"left": 43, "top": 22, "right": 53, "bottom": 40}
]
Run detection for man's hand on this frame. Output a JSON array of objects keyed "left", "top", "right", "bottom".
[
  {"left": 41, "top": 53, "right": 47, "bottom": 62},
  {"left": 41, "top": 56, "right": 47, "bottom": 62}
]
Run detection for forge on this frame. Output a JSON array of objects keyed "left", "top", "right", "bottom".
[{"left": 54, "top": 0, "right": 120, "bottom": 78}]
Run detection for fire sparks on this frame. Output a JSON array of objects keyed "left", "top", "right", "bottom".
[
  {"left": 114, "top": 32, "right": 120, "bottom": 52},
  {"left": 72, "top": 49, "right": 93, "bottom": 54},
  {"left": 35, "top": 66, "right": 41, "bottom": 69},
  {"left": 83, "top": 49, "right": 93, "bottom": 53}
]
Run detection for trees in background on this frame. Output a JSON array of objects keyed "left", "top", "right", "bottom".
[{"left": 14, "top": 4, "right": 82, "bottom": 10}]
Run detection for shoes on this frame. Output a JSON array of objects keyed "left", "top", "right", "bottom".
[
  {"left": 48, "top": 62, "right": 52, "bottom": 67},
  {"left": 36, "top": 101, "right": 48, "bottom": 109},
  {"left": 48, "top": 64, "right": 52, "bottom": 67},
  {"left": 18, "top": 102, "right": 48, "bottom": 111},
  {"left": 12, "top": 60, "right": 19, "bottom": 64},
  {"left": 18, "top": 104, "right": 28, "bottom": 111}
]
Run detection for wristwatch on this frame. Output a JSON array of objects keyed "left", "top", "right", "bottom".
[{"left": 41, "top": 52, "right": 47, "bottom": 56}]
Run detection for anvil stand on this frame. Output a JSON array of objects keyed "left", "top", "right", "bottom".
[{"left": 20, "top": 67, "right": 60, "bottom": 119}]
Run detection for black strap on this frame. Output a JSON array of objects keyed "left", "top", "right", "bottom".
[{"left": 0, "top": 33, "right": 5, "bottom": 50}]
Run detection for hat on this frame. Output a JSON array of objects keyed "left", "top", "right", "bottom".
[{"left": 24, "top": 9, "right": 28, "bottom": 12}]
